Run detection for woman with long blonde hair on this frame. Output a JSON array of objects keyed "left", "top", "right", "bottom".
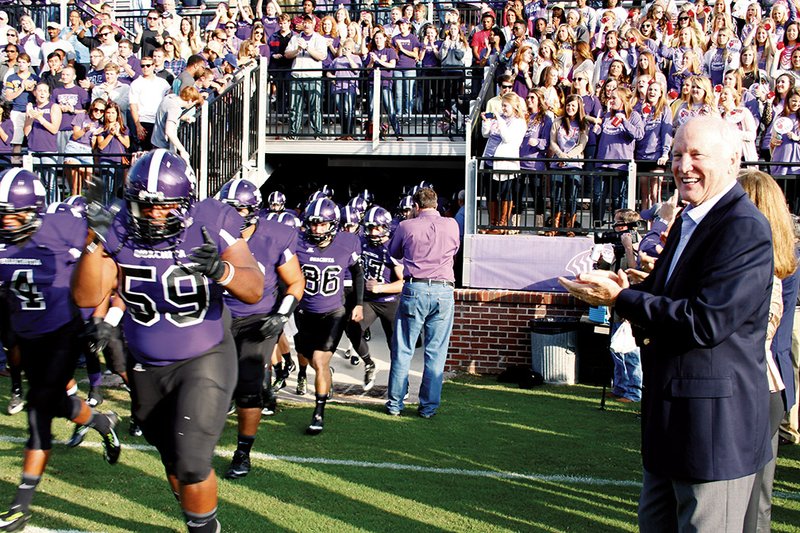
[
  {"left": 737, "top": 168, "right": 798, "bottom": 533},
  {"left": 673, "top": 75, "right": 717, "bottom": 128}
]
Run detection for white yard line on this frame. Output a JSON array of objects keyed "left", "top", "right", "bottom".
[{"left": 0, "top": 435, "right": 797, "bottom": 501}]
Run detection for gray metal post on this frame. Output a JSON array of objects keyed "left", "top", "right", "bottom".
[
  {"left": 465, "top": 157, "right": 478, "bottom": 235},
  {"left": 627, "top": 160, "right": 637, "bottom": 210},
  {"left": 372, "top": 68, "right": 381, "bottom": 149},
  {"left": 198, "top": 101, "right": 209, "bottom": 200},
  {"left": 257, "top": 56, "right": 268, "bottom": 173},
  {"left": 241, "top": 65, "right": 251, "bottom": 171}
]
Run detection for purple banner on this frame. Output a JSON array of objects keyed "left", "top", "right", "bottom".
[{"left": 464, "top": 234, "right": 595, "bottom": 291}]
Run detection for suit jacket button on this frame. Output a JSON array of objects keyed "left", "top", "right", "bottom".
[{"left": 643, "top": 338, "right": 650, "bottom": 345}]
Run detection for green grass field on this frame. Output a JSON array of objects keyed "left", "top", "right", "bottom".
[{"left": 0, "top": 375, "right": 798, "bottom": 532}]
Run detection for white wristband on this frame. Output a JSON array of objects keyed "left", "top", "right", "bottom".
[
  {"left": 104, "top": 306, "right": 124, "bottom": 327},
  {"left": 218, "top": 261, "right": 235, "bottom": 286}
]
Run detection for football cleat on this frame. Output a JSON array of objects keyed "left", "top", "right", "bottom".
[
  {"left": 99, "top": 412, "right": 121, "bottom": 465},
  {"left": 364, "top": 363, "right": 377, "bottom": 392},
  {"left": 67, "top": 423, "right": 91, "bottom": 448},
  {"left": 224, "top": 450, "right": 251, "bottom": 479},
  {"left": 271, "top": 374, "right": 287, "bottom": 393},
  {"left": 306, "top": 413, "right": 324, "bottom": 436},
  {"left": 87, "top": 386, "right": 103, "bottom": 407},
  {"left": 349, "top": 355, "right": 360, "bottom": 366},
  {"left": 296, "top": 376, "right": 307, "bottom": 396},
  {"left": 6, "top": 393, "right": 24, "bottom": 416},
  {"left": 129, "top": 419, "right": 143, "bottom": 437},
  {"left": 0, "top": 505, "right": 30, "bottom": 532}
]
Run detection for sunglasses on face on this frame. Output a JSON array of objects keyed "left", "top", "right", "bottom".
[
  {"left": 141, "top": 63, "right": 153, "bottom": 67},
  {"left": 99, "top": 32, "right": 111, "bottom": 37},
  {"left": 226, "top": 25, "right": 236, "bottom": 29},
  {"left": 679, "top": 17, "right": 689, "bottom": 21},
  {"left": 5, "top": 49, "right": 16, "bottom": 54},
  {"left": 93, "top": 107, "right": 106, "bottom": 112},
  {"left": 501, "top": 85, "right": 513, "bottom": 89},
  {"left": 147, "top": 16, "right": 159, "bottom": 20}
]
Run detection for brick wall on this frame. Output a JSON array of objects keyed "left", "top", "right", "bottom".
[{"left": 447, "top": 289, "right": 587, "bottom": 374}]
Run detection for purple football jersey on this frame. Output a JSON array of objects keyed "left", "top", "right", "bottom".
[
  {"left": 296, "top": 231, "right": 360, "bottom": 314},
  {"left": 224, "top": 216, "right": 298, "bottom": 318},
  {"left": 0, "top": 212, "right": 86, "bottom": 338},
  {"left": 360, "top": 235, "right": 401, "bottom": 303},
  {"left": 104, "top": 198, "right": 244, "bottom": 365}
]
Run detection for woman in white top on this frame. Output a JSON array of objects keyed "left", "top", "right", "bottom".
[
  {"left": 480, "top": 92, "right": 527, "bottom": 233},
  {"left": 719, "top": 86, "right": 758, "bottom": 160}
]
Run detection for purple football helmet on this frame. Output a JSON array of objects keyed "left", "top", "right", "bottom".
[
  {"left": 266, "top": 211, "right": 301, "bottom": 229},
  {"left": 218, "top": 178, "right": 262, "bottom": 228},
  {"left": 304, "top": 197, "right": 340, "bottom": 244},
  {"left": 267, "top": 191, "right": 286, "bottom": 212},
  {"left": 418, "top": 180, "right": 435, "bottom": 191},
  {"left": 341, "top": 205, "right": 361, "bottom": 232},
  {"left": 307, "top": 190, "right": 326, "bottom": 205},
  {"left": 124, "top": 149, "right": 196, "bottom": 243},
  {"left": 46, "top": 201, "right": 83, "bottom": 217},
  {"left": 362, "top": 205, "right": 392, "bottom": 244},
  {"left": 320, "top": 184, "right": 335, "bottom": 199},
  {"left": 397, "top": 195, "right": 414, "bottom": 220},
  {"left": 0, "top": 168, "right": 47, "bottom": 243},
  {"left": 356, "top": 188, "right": 374, "bottom": 207},
  {"left": 63, "top": 195, "right": 88, "bottom": 215},
  {"left": 346, "top": 196, "right": 368, "bottom": 217}
]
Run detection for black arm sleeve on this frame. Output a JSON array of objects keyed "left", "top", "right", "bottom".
[{"left": 349, "top": 262, "right": 364, "bottom": 306}]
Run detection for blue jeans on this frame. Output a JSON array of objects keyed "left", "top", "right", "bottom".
[
  {"left": 393, "top": 69, "right": 416, "bottom": 117},
  {"left": 592, "top": 173, "right": 626, "bottom": 224},
  {"left": 289, "top": 78, "right": 323, "bottom": 136},
  {"left": 610, "top": 323, "right": 642, "bottom": 401},
  {"left": 335, "top": 91, "right": 356, "bottom": 136},
  {"left": 369, "top": 84, "right": 401, "bottom": 136},
  {"left": 387, "top": 281, "right": 455, "bottom": 415}
]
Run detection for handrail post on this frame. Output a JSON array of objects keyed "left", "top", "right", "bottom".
[
  {"left": 257, "top": 56, "right": 268, "bottom": 174},
  {"left": 466, "top": 157, "right": 478, "bottom": 236},
  {"left": 372, "top": 68, "right": 381, "bottom": 148},
  {"left": 627, "top": 160, "right": 637, "bottom": 210},
  {"left": 198, "top": 101, "right": 209, "bottom": 200},
  {"left": 241, "top": 64, "right": 252, "bottom": 172},
  {"left": 60, "top": 0, "right": 68, "bottom": 28}
]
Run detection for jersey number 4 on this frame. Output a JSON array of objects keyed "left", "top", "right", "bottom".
[
  {"left": 119, "top": 264, "right": 210, "bottom": 327},
  {"left": 10, "top": 269, "right": 45, "bottom": 310},
  {"left": 302, "top": 264, "right": 341, "bottom": 296}
]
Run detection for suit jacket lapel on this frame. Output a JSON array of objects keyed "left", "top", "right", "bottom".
[{"left": 662, "top": 185, "right": 747, "bottom": 291}]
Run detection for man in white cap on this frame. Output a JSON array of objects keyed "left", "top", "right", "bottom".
[{"left": 41, "top": 22, "right": 75, "bottom": 72}]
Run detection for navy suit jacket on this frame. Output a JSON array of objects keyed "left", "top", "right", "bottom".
[{"left": 616, "top": 183, "right": 774, "bottom": 481}]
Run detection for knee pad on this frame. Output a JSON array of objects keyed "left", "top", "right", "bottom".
[
  {"left": 176, "top": 464, "right": 212, "bottom": 485},
  {"left": 235, "top": 393, "right": 262, "bottom": 409}
]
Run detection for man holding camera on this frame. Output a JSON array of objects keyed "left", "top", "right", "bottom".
[{"left": 594, "top": 208, "right": 642, "bottom": 403}]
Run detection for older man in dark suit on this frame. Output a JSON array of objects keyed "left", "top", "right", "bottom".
[{"left": 561, "top": 116, "right": 774, "bottom": 532}]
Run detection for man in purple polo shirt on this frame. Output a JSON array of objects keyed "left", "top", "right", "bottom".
[{"left": 385, "top": 187, "right": 460, "bottom": 419}]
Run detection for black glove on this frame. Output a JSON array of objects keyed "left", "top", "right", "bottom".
[
  {"left": 259, "top": 295, "right": 299, "bottom": 339},
  {"left": 188, "top": 227, "right": 226, "bottom": 280},
  {"left": 259, "top": 314, "right": 289, "bottom": 339},
  {"left": 86, "top": 202, "right": 119, "bottom": 244},
  {"left": 86, "top": 317, "right": 115, "bottom": 354}
]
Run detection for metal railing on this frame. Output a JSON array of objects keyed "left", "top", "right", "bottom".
[
  {"left": 472, "top": 158, "right": 800, "bottom": 234},
  {"left": 265, "top": 66, "right": 479, "bottom": 141}
]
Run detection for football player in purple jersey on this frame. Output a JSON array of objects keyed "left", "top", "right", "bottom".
[
  {"left": 346, "top": 196, "right": 368, "bottom": 219},
  {"left": 344, "top": 206, "right": 404, "bottom": 390},
  {"left": 294, "top": 197, "right": 364, "bottom": 435},
  {"left": 267, "top": 191, "right": 286, "bottom": 213},
  {"left": 0, "top": 169, "right": 121, "bottom": 532},
  {"left": 217, "top": 178, "right": 304, "bottom": 480},
  {"left": 339, "top": 205, "right": 363, "bottom": 366},
  {"left": 72, "top": 149, "right": 264, "bottom": 533}
]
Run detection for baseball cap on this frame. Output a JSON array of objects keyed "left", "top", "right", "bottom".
[
  {"left": 47, "top": 21, "right": 61, "bottom": 30},
  {"left": 223, "top": 53, "right": 238, "bottom": 68}
]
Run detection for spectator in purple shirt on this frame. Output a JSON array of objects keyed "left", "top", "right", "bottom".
[{"left": 386, "top": 186, "right": 460, "bottom": 419}]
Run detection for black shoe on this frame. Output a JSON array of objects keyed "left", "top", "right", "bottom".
[
  {"left": 283, "top": 359, "right": 296, "bottom": 376},
  {"left": 306, "top": 413, "right": 324, "bottom": 435},
  {"left": 417, "top": 410, "right": 436, "bottom": 419},
  {"left": 296, "top": 375, "right": 307, "bottom": 395},
  {"left": 0, "top": 506, "right": 30, "bottom": 531},
  {"left": 67, "top": 423, "right": 90, "bottom": 447},
  {"left": 262, "top": 396, "right": 277, "bottom": 416},
  {"left": 129, "top": 419, "right": 142, "bottom": 437},
  {"left": 6, "top": 392, "right": 24, "bottom": 416},
  {"left": 349, "top": 355, "right": 360, "bottom": 366},
  {"left": 271, "top": 375, "right": 287, "bottom": 393},
  {"left": 363, "top": 328, "right": 371, "bottom": 341},
  {"left": 364, "top": 363, "right": 376, "bottom": 392},
  {"left": 224, "top": 450, "right": 251, "bottom": 479},
  {"left": 99, "top": 411, "right": 121, "bottom": 465},
  {"left": 87, "top": 386, "right": 103, "bottom": 407}
]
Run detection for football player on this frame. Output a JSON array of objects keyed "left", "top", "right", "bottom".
[
  {"left": 217, "top": 178, "right": 304, "bottom": 480},
  {"left": 0, "top": 169, "right": 121, "bottom": 532},
  {"left": 294, "top": 197, "right": 363, "bottom": 435},
  {"left": 344, "top": 206, "right": 404, "bottom": 391},
  {"left": 266, "top": 191, "right": 286, "bottom": 213},
  {"left": 71, "top": 149, "right": 264, "bottom": 533}
]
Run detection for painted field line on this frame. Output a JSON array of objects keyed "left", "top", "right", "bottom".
[{"left": 1, "top": 435, "right": 798, "bottom": 501}]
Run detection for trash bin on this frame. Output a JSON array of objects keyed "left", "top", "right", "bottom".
[{"left": 530, "top": 319, "right": 579, "bottom": 385}]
